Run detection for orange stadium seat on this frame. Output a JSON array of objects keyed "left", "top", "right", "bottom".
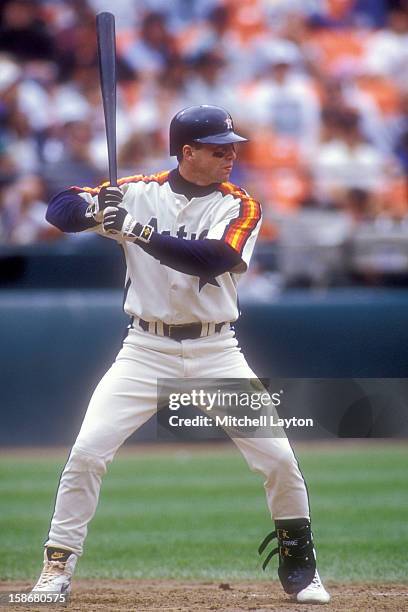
[
  {"left": 266, "top": 168, "right": 310, "bottom": 212},
  {"left": 225, "top": 0, "right": 267, "bottom": 43},
  {"left": 119, "top": 80, "right": 143, "bottom": 110},
  {"left": 381, "top": 178, "right": 408, "bottom": 217},
  {"left": 242, "top": 131, "right": 310, "bottom": 211},
  {"left": 174, "top": 23, "right": 208, "bottom": 55},
  {"left": 258, "top": 216, "right": 279, "bottom": 241},
  {"left": 244, "top": 132, "right": 302, "bottom": 170},
  {"left": 116, "top": 29, "right": 137, "bottom": 56},
  {"left": 308, "top": 28, "right": 369, "bottom": 76},
  {"left": 325, "top": 0, "right": 355, "bottom": 20},
  {"left": 355, "top": 74, "right": 402, "bottom": 116},
  {"left": 245, "top": 168, "right": 310, "bottom": 213}
]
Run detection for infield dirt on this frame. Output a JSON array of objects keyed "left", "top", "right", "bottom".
[{"left": 1, "top": 580, "right": 408, "bottom": 611}]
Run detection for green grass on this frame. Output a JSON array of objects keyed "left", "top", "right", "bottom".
[{"left": 0, "top": 443, "right": 407, "bottom": 582}]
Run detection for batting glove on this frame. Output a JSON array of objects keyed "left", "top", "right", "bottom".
[
  {"left": 102, "top": 206, "right": 154, "bottom": 243},
  {"left": 85, "top": 186, "right": 123, "bottom": 222}
]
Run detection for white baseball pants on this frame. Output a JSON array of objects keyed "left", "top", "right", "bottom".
[{"left": 46, "top": 326, "right": 309, "bottom": 556}]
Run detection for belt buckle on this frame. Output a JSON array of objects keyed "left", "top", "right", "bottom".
[
  {"left": 168, "top": 324, "right": 187, "bottom": 342},
  {"left": 168, "top": 323, "right": 201, "bottom": 341}
]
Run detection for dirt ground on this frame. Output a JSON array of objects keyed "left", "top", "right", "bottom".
[{"left": 1, "top": 580, "right": 408, "bottom": 612}]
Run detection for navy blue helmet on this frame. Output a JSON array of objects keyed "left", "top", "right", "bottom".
[{"left": 169, "top": 105, "right": 248, "bottom": 156}]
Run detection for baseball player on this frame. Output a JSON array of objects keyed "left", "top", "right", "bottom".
[{"left": 32, "top": 105, "right": 330, "bottom": 604}]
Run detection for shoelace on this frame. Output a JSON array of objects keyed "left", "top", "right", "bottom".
[
  {"left": 305, "top": 573, "right": 321, "bottom": 591},
  {"left": 37, "top": 561, "right": 67, "bottom": 586}
]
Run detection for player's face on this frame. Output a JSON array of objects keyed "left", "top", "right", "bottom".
[{"left": 189, "top": 143, "right": 237, "bottom": 184}]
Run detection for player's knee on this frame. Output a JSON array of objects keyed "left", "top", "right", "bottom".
[
  {"left": 262, "top": 447, "right": 297, "bottom": 482},
  {"left": 279, "top": 447, "right": 298, "bottom": 471},
  {"left": 66, "top": 446, "right": 107, "bottom": 476}
]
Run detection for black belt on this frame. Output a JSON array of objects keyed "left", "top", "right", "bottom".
[{"left": 130, "top": 317, "right": 227, "bottom": 341}]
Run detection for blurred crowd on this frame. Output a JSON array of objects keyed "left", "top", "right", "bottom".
[{"left": 1, "top": 0, "right": 408, "bottom": 286}]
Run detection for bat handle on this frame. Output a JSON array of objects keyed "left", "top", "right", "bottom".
[{"left": 107, "top": 138, "right": 118, "bottom": 187}]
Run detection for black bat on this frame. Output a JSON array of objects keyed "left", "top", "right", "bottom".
[{"left": 96, "top": 11, "right": 118, "bottom": 187}]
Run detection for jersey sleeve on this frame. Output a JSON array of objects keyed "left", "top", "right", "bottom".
[
  {"left": 72, "top": 190, "right": 115, "bottom": 239},
  {"left": 206, "top": 185, "right": 262, "bottom": 268}
]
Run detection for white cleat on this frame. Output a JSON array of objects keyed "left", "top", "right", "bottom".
[
  {"left": 31, "top": 547, "right": 77, "bottom": 594},
  {"left": 292, "top": 570, "right": 331, "bottom": 604}
]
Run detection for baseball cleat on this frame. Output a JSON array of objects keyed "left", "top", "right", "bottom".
[
  {"left": 292, "top": 570, "right": 330, "bottom": 604},
  {"left": 31, "top": 547, "right": 77, "bottom": 594}
]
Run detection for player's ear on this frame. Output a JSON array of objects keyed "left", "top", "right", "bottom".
[{"left": 182, "top": 144, "right": 194, "bottom": 161}]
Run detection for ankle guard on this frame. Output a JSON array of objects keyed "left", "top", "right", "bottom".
[{"left": 258, "top": 518, "right": 316, "bottom": 594}]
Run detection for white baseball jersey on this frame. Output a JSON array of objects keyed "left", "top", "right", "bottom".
[{"left": 77, "top": 171, "right": 262, "bottom": 325}]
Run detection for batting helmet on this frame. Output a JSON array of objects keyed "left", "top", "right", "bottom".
[{"left": 169, "top": 105, "right": 248, "bottom": 156}]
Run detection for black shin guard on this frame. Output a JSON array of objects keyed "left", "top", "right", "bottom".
[{"left": 258, "top": 518, "right": 316, "bottom": 595}]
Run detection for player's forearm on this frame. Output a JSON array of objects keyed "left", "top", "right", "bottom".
[
  {"left": 139, "top": 234, "right": 241, "bottom": 277},
  {"left": 46, "top": 190, "right": 98, "bottom": 233}
]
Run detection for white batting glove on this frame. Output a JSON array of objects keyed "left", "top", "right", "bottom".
[
  {"left": 86, "top": 186, "right": 123, "bottom": 222},
  {"left": 102, "top": 206, "right": 154, "bottom": 243}
]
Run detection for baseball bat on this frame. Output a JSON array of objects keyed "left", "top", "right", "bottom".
[{"left": 96, "top": 11, "right": 118, "bottom": 187}]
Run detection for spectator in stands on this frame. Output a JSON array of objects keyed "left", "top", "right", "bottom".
[
  {"left": 118, "top": 130, "right": 171, "bottom": 176},
  {"left": 363, "top": 4, "right": 408, "bottom": 87},
  {"left": 394, "top": 97, "right": 408, "bottom": 208},
  {"left": 395, "top": 127, "right": 408, "bottom": 177},
  {"left": 343, "top": 187, "right": 374, "bottom": 225},
  {"left": 50, "top": 0, "right": 98, "bottom": 80},
  {"left": 0, "top": 57, "right": 21, "bottom": 182},
  {"left": 42, "top": 119, "right": 102, "bottom": 197},
  {"left": 247, "top": 39, "right": 320, "bottom": 157},
  {"left": 0, "top": 174, "right": 14, "bottom": 241},
  {"left": 123, "top": 11, "right": 178, "bottom": 79},
  {"left": 185, "top": 50, "right": 239, "bottom": 114},
  {"left": 307, "top": 0, "right": 387, "bottom": 28},
  {"left": 0, "top": 0, "right": 55, "bottom": 61},
  {"left": 3, "top": 174, "right": 59, "bottom": 244},
  {"left": 177, "top": 5, "right": 250, "bottom": 82},
  {"left": 314, "top": 109, "right": 390, "bottom": 206},
  {"left": 319, "top": 76, "right": 391, "bottom": 153},
  {"left": 0, "top": 56, "right": 40, "bottom": 176}
]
